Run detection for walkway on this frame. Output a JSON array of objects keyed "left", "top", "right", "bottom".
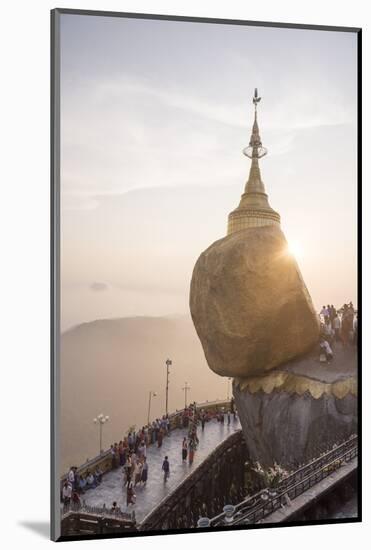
[{"left": 83, "top": 417, "right": 241, "bottom": 523}]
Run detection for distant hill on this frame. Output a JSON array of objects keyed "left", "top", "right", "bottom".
[{"left": 60, "top": 314, "right": 227, "bottom": 473}]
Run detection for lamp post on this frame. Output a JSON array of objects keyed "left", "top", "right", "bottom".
[
  {"left": 165, "top": 358, "right": 172, "bottom": 416},
  {"left": 93, "top": 413, "right": 109, "bottom": 454},
  {"left": 182, "top": 381, "right": 191, "bottom": 408},
  {"left": 147, "top": 391, "right": 157, "bottom": 425}
]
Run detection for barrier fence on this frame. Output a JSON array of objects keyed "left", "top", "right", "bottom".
[
  {"left": 208, "top": 434, "right": 358, "bottom": 527},
  {"left": 61, "top": 431, "right": 357, "bottom": 534}
]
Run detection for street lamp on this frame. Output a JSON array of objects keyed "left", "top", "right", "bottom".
[
  {"left": 182, "top": 382, "right": 191, "bottom": 408},
  {"left": 93, "top": 413, "right": 109, "bottom": 454},
  {"left": 147, "top": 391, "right": 157, "bottom": 425},
  {"left": 165, "top": 359, "right": 172, "bottom": 416}
]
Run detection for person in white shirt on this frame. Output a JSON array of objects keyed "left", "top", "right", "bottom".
[
  {"left": 68, "top": 466, "right": 76, "bottom": 489},
  {"left": 323, "top": 319, "right": 334, "bottom": 343},
  {"left": 333, "top": 315, "right": 341, "bottom": 341},
  {"left": 320, "top": 339, "right": 333, "bottom": 362}
]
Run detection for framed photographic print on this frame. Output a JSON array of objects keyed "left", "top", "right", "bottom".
[{"left": 51, "top": 8, "right": 361, "bottom": 541}]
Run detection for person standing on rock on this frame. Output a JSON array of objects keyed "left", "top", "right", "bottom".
[
  {"left": 330, "top": 305, "right": 337, "bottom": 326},
  {"left": 347, "top": 306, "right": 355, "bottom": 340},
  {"left": 182, "top": 437, "right": 188, "bottom": 461},
  {"left": 341, "top": 305, "right": 352, "bottom": 346},
  {"left": 162, "top": 456, "right": 170, "bottom": 482},
  {"left": 320, "top": 338, "right": 333, "bottom": 363},
  {"left": 323, "top": 317, "right": 334, "bottom": 344},
  {"left": 320, "top": 305, "right": 329, "bottom": 323},
  {"left": 333, "top": 313, "right": 341, "bottom": 341}
]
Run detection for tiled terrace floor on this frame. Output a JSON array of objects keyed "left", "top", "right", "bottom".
[{"left": 83, "top": 416, "right": 240, "bottom": 523}]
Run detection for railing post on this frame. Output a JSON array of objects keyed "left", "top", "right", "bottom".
[
  {"left": 197, "top": 517, "right": 211, "bottom": 528},
  {"left": 223, "top": 504, "right": 236, "bottom": 523}
]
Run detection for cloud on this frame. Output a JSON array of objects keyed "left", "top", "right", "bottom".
[
  {"left": 90, "top": 282, "right": 108, "bottom": 292},
  {"left": 60, "top": 60, "right": 355, "bottom": 211}
]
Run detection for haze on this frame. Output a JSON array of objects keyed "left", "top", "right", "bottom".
[{"left": 60, "top": 15, "right": 357, "bottom": 331}]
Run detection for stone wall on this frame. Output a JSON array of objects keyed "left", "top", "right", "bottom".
[
  {"left": 139, "top": 430, "right": 247, "bottom": 531},
  {"left": 234, "top": 384, "right": 357, "bottom": 469}
]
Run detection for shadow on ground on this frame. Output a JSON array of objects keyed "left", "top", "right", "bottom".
[{"left": 18, "top": 521, "right": 49, "bottom": 539}]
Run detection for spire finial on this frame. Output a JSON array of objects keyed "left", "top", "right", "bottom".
[
  {"left": 243, "top": 89, "right": 267, "bottom": 159},
  {"left": 226, "top": 90, "right": 281, "bottom": 234},
  {"left": 253, "top": 88, "right": 261, "bottom": 106}
]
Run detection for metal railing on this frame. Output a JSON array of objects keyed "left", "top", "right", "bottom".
[
  {"left": 209, "top": 434, "right": 358, "bottom": 527},
  {"left": 62, "top": 501, "right": 135, "bottom": 522},
  {"left": 61, "top": 509, "right": 137, "bottom": 536}
]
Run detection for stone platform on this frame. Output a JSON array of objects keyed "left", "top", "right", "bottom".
[
  {"left": 235, "top": 341, "right": 357, "bottom": 398},
  {"left": 233, "top": 342, "right": 357, "bottom": 468},
  {"left": 82, "top": 417, "right": 240, "bottom": 523},
  {"left": 283, "top": 341, "right": 356, "bottom": 383}
]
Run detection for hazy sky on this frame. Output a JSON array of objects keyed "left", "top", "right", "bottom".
[{"left": 60, "top": 14, "right": 357, "bottom": 331}]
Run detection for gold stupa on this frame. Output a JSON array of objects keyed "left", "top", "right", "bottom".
[{"left": 227, "top": 89, "right": 280, "bottom": 235}]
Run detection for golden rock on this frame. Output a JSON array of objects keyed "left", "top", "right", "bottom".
[{"left": 190, "top": 224, "right": 320, "bottom": 378}]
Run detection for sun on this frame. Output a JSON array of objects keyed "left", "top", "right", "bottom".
[{"left": 287, "top": 241, "right": 304, "bottom": 260}]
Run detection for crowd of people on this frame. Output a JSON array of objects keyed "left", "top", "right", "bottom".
[
  {"left": 181, "top": 403, "right": 200, "bottom": 466},
  {"left": 62, "top": 402, "right": 238, "bottom": 512},
  {"left": 319, "top": 302, "right": 357, "bottom": 363},
  {"left": 62, "top": 465, "right": 104, "bottom": 511}
]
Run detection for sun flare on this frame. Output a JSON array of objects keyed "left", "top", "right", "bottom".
[{"left": 287, "top": 241, "right": 304, "bottom": 260}]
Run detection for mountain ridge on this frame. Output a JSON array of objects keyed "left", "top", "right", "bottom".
[{"left": 60, "top": 313, "right": 226, "bottom": 472}]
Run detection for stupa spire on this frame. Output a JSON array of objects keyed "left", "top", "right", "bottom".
[{"left": 227, "top": 89, "right": 280, "bottom": 235}]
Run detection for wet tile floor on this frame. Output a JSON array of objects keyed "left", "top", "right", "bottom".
[{"left": 83, "top": 417, "right": 240, "bottom": 523}]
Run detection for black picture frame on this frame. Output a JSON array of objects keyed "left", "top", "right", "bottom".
[{"left": 51, "top": 8, "right": 362, "bottom": 542}]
